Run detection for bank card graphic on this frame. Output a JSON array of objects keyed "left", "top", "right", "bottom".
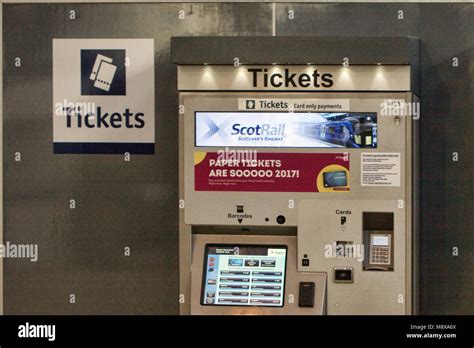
[{"left": 323, "top": 171, "right": 348, "bottom": 187}]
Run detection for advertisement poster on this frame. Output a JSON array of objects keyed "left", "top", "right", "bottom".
[
  {"left": 194, "top": 152, "right": 350, "bottom": 192},
  {"left": 195, "top": 111, "right": 377, "bottom": 149}
]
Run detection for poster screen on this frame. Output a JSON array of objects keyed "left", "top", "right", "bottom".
[{"left": 195, "top": 112, "right": 377, "bottom": 148}]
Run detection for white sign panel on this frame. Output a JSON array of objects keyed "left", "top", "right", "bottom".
[
  {"left": 53, "top": 39, "right": 155, "bottom": 154},
  {"left": 238, "top": 98, "right": 350, "bottom": 112},
  {"left": 361, "top": 153, "right": 401, "bottom": 186}
]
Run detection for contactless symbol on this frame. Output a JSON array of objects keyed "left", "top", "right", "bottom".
[
  {"left": 81, "top": 49, "right": 126, "bottom": 95},
  {"left": 246, "top": 100, "right": 256, "bottom": 109}
]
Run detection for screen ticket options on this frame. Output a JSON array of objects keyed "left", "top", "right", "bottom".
[{"left": 201, "top": 245, "right": 287, "bottom": 307}]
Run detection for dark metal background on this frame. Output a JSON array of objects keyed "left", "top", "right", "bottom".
[{"left": 3, "top": 2, "right": 473, "bottom": 314}]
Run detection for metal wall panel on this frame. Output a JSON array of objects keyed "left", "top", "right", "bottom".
[{"left": 2, "top": 2, "right": 272, "bottom": 314}]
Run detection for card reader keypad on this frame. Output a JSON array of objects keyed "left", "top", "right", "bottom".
[{"left": 370, "top": 246, "right": 390, "bottom": 265}]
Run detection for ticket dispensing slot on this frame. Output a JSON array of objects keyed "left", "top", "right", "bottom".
[{"left": 363, "top": 212, "right": 394, "bottom": 271}]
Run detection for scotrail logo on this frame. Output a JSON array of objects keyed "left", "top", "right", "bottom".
[
  {"left": 230, "top": 123, "right": 286, "bottom": 137},
  {"left": 197, "top": 114, "right": 286, "bottom": 146}
]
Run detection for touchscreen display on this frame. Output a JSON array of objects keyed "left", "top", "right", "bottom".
[
  {"left": 195, "top": 112, "right": 377, "bottom": 148},
  {"left": 201, "top": 244, "right": 287, "bottom": 307}
]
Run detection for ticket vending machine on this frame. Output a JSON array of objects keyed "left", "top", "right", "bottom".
[{"left": 172, "top": 36, "right": 419, "bottom": 315}]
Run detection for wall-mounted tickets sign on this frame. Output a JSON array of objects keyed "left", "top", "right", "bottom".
[
  {"left": 194, "top": 152, "right": 350, "bottom": 193},
  {"left": 52, "top": 39, "right": 155, "bottom": 154}
]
